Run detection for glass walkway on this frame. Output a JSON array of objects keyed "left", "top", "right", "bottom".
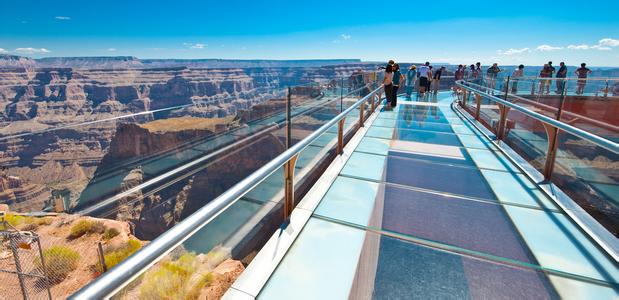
[{"left": 228, "top": 92, "right": 619, "bottom": 299}]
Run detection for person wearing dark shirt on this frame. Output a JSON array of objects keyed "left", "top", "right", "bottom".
[
  {"left": 391, "top": 64, "right": 404, "bottom": 107},
  {"left": 432, "top": 66, "right": 445, "bottom": 93},
  {"left": 575, "top": 63, "right": 592, "bottom": 95},
  {"left": 486, "top": 63, "right": 501, "bottom": 93},
  {"left": 555, "top": 62, "right": 568, "bottom": 94}
]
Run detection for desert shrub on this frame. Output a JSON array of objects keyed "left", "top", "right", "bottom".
[
  {"left": 139, "top": 252, "right": 212, "bottom": 299},
  {"left": 102, "top": 228, "right": 120, "bottom": 240},
  {"left": 36, "top": 217, "right": 54, "bottom": 226},
  {"left": 0, "top": 213, "right": 26, "bottom": 230},
  {"left": 21, "top": 223, "right": 39, "bottom": 231},
  {"left": 68, "top": 220, "right": 105, "bottom": 239},
  {"left": 98, "top": 239, "right": 141, "bottom": 272},
  {"left": 185, "top": 273, "right": 214, "bottom": 300},
  {"left": 36, "top": 246, "right": 80, "bottom": 284}
]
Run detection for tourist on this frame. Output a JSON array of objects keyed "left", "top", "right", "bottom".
[
  {"left": 612, "top": 81, "right": 619, "bottom": 96},
  {"left": 511, "top": 64, "right": 524, "bottom": 94},
  {"left": 475, "top": 62, "right": 483, "bottom": 85},
  {"left": 486, "top": 63, "right": 502, "bottom": 93},
  {"left": 575, "top": 63, "right": 592, "bottom": 95},
  {"left": 427, "top": 66, "right": 434, "bottom": 93},
  {"left": 469, "top": 64, "right": 478, "bottom": 82},
  {"left": 392, "top": 63, "right": 404, "bottom": 107},
  {"left": 538, "top": 64, "right": 552, "bottom": 95},
  {"left": 455, "top": 65, "right": 464, "bottom": 81},
  {"left": 405, "top": 65, "right": 417, "bottom": 98},
  {"left": 383, "top": 64, "right": 394, "bottom": 109},
  {"left": 417, "top": 62, "right": 431, "bottom": 95},
  {"left": 433, "top": 66, "right": 445, "bottom": 93},
  {"left": 555, "top": 62, "right": 568, "bottom": 94}
]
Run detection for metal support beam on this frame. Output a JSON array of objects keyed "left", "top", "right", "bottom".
[
  {"left": 542, "top": 124, "right": 560, "bottom": 180},
  {"left": 370, "top": 93, "right": 376, "bottom": 112},
  {"left": 283, "top": 154, "right": 299, "bottom": 219},
  {"left": 337, "top": 118, "right": 346, "bottom": 155}
]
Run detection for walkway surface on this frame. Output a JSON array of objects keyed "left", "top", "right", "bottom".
[{"left": 246, "top": 92, "right": 619, "bottom": 299}]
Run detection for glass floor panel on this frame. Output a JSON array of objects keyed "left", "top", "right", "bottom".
[
  {"left": 395, "top": 128, "right": 464, "bottom": 147},
  {"left": 340, "top": 152, "right": 387, "bottom": 182},
  {"left": 356, "top": 137, "right": 391, "bottom": 156},
  {"left": 384, "top": 155, "right": 497, "bottom": 200}
]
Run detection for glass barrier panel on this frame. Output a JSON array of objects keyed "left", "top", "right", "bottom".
[
  {"left": 551, "top": 131, "right": 619, "bottom": 236},
  {"left": 501, "top": 109, "right": 549, "bottom": 174}
]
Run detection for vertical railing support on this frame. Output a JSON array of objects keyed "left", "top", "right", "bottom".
[
  {"left": 496, "top": 104, "right": 511, "bottom": 140},
  {"left": 283, "top": 154, "right": 299, "bottom": 219},
  {"left": 359, "top": 102, "right": 365, "bottom": 127},
  {"left": 474, "top": 93, "right": 482, "bottom": 120},
  {"left": 461, "top": 90, "right": 468, "bottom": 108},
  {"left": 542, "top": 124, "right": 560, "bottom": 180},
  {"left": 337, "top": 118, "right": 346, "bottom": 155},
  {"left": 371, "top": 93, "right": 376, "bottom": 112},
  {"left": 340, "top": 77, "right": 344, "bottom": 112},
  {"left": 286, "top": 87, "right": 292, "bottom": 149}
]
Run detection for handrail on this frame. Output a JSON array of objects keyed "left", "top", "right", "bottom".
[
  {"left": 456, "top": 80, "right": 619, "bottom": 154},
  {"left": 69, "top": 83, "right": 384, "bottom": 300},
  {"left": 462, "top": 80, "right": 619, "bottom": 133}
]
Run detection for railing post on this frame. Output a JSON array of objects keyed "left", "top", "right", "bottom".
[
  {"left": 497, "top": 104, "right": 510, "bottom": 140},
  {"left": 340, "top": 77, "right": 344, "bottom": 112},
  {"left": 371, "top": 93, "right": 376, "bottom": 112},
  {"left": 359, "top": 102, "right": 365, "bottom": 127},
  {"left": 337, "top": 118, "right": 346, "bottom": 155},
  {"left": 542, "top": 124, "right": 559, "bottom": 180},
  {"left": 286, "top": 87, "right": 292, "bottom": 149},
  {"left": 474, "top": 93, "right": 482, "bottom": 120},
  {"left": 284, "top": 154, "right": 299, "bottom": 219},
  {"left": 604, "top": 80, "right": 609, "bottom": 97},
  {"left": 530, "top": 77, "right": 536, "bottom": 96}
]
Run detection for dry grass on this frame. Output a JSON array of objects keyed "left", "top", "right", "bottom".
[{"left": 139, "top": 116, "right": 238, "bottom": 133}]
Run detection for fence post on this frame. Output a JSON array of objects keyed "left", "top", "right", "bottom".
[
  {"left": 340, "top": 77, "right": 344, "bottom": 112},
  {"left": 9, "top": 237, "right": 29, "bottom": 300},
  {"left": 36, "top": 237, "right": 53, "bottom": 300},
  {"left": 97, "top": 242, "right": 107, "bottom": 272}
]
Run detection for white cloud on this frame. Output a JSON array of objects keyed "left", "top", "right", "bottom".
[
  {"left": 0, "top": 48, "right": 7, "bottom": 54},
  {"left": 54, "top": 16, "right": 71, "bottom": 20},
  {"left": 183, "top": 43, "right": 206, "bottom": 49},
  {"left": 591, "top": 45, "right": 611, "bottom": 51},
  {"left": 567, "top": 44, "right": 590, "bottom": 50},
  {"left": 340, "top": 34, "right": 351, "bottom": 40},
  {"left": 536, "top": 45, "right": 563, "bottom": 51},
  {"left": 598, "top": 38, "right": 619, "bottom": 47},
  {"left": 499, "top": 48, "right": 530, "bottom": 55},
  {"left": 107, "top": 48, "right": 117, "bottom": 52},
  {"left": 14, "top": 47, "right": 50, "bottom": 54}
]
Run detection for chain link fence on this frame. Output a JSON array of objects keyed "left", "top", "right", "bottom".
[{"left": 0, "top": 228, "right": 52, "bottom": 300}]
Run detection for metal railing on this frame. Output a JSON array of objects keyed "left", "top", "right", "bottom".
[
  {"left": 69, "top": 84, "right": 384, "bottom": 299},
  {"left": 455, "top": 79, "right": 619, "bottom": 261}
]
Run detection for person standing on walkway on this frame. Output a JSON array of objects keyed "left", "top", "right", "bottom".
[
  {"left": 433, "top": 66, "right": 445, "bottom": 93},
  {"left": 427, "top": 66, "right": 434, "bottom": 93},
  {"left": 383, "top": 64, "right": 394, "bottom": 109},
  {"left": 511, "top": 64, "right": 524, "bottom": 94},
  {"left": 475, "top": 62, "right": 483, "bottom": 85},
  {"left": 555, "top": 62, "right": 568, "bottom": 94},
  {"left": 391, "top": 64, "right": 404, "bottom": 107},
  {"left": 538, "top": 64, "right": 552, "bottom": 95},
  {"left": 418, "top": 62, "right": 430, "bottom": 96},
  {"left": 486, "top": 63, "right": 502, "bottom": 93},
  {"left": 575, "top": 63, "right": 592, "bottom": 95},
  {"left": 405, "top": 65, "right": 417, "bottom": 98}
]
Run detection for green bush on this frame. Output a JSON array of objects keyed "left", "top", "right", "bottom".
[
  {"left": 98, "top": 239, "right": 141, "bottom": 272},
  {"left": 68, "top": 220, "right": 105, "bottom": 240},
  {"left": 139, "top": 253, "right": 213, "bottom": 299},
  {"left": 0, "top": 213, "right": 26, "bottom": 230},
  {"left": 102, "top": 228, "right": 120, "bottom": 240},
  {"left": 36, "top": 246, "right": 80, "bottom": 284}
]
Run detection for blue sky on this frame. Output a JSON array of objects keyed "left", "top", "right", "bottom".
[{"left": 1, "top": 0, "right": 619, "bottom": 66}]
